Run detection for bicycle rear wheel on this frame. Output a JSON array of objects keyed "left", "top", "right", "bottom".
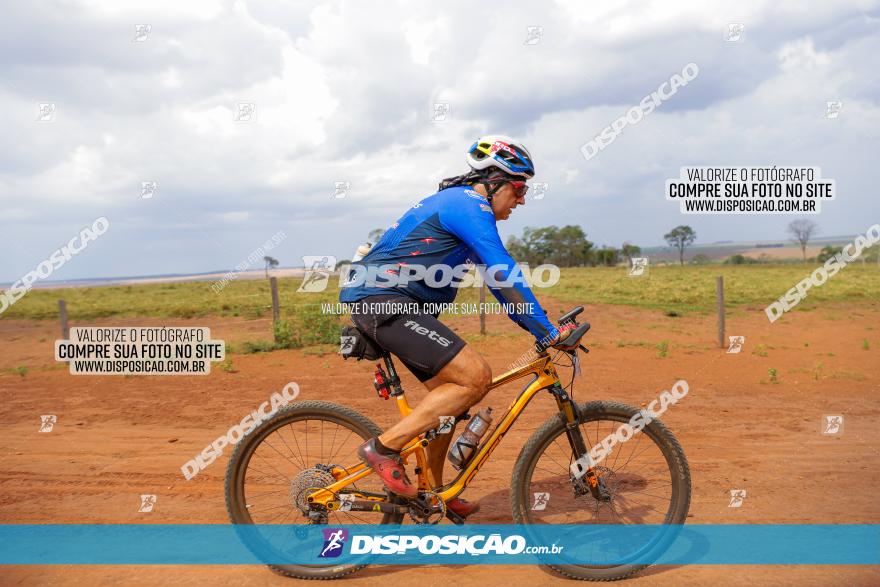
[
  {"left": 510, "top": 400, "right": 691, "bottom": 581},
  {"left": 225, "top": 400, "right": 403, "bottom": 580}
]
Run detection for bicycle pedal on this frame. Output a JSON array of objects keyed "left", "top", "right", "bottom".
[{"left": 445, "top": 509, "right": 465, "bottom": 525}]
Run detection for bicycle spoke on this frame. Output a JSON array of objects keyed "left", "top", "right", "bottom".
[
  {"left": 616, "top": 489, "right": 672, "bottom": 501},
  {"left": 542, "top": 445, "right": 572, "bottom": 473},
  {"left": 328, "top": 421, "right": 340, "bottom": 461},
  {"left": 250, "top": 502, "right": 295, "bottom": 514},
  {"left": 252, "top": 450, "right": 293, "bottom": 483},
  {"left": 244, "top": 488, "right": 288, "bottom": 499},
  {"left": 613, "top": 441, "right": 656, "bottom": 477},
  {"left": 328, "top": 428, "right": 356, "bottom": 463},
  {"left": 245, "top": 465, "right": 289, "bottom": 485},
  {"left": 275, "top": 427, "right": 304, "bottom": 467},
  {"left": 331, "top": 509, "right": 372, "bottom": 524},
  {"left": 261, "top": 438, "right": 305, "bottom": 470},
  {"left": 286, "top": 422, "right": 309, "bottom": 468},
  {"left": 609, "top": 422, "right": 643, "bottom": 471}
]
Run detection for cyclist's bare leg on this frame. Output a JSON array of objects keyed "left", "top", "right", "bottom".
[
  {"left": 377, "top": 345, "right": 491, "bottom": 465},
  {"left": 424, "top": 379, "right": 457, "bottom": 487}
]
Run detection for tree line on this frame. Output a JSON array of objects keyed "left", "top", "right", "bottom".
[
  {"left": 504, "top": 225, "right": 701, "bottom": 267},
  {"left": 504, "top": 225, "right": 645, "bottom": 267}
]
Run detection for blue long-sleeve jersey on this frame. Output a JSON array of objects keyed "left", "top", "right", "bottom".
[{"left": 339, "top": 186, "right": 558, "bottom": 341}]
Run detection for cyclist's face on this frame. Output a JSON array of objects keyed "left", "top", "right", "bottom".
[{"left": 492, "top": 181, "right": 527, "bottom": 221}]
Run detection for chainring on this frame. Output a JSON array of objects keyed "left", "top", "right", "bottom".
[{"left": 407, "top": 491, "right": 446, "bottom": 524}]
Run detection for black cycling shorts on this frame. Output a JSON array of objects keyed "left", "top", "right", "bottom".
[{"left": 349, "top": 294, "right": 466, "bottom": 382}]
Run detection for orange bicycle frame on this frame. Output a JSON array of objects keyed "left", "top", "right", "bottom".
[{"left": 308, "top": 349, "right": 588, "bottom": 510}]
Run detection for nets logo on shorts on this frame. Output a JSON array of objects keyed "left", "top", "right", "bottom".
[
  {"left": 403, "top": 319, "right": 451, "bottom": 347},
  {"left": 319, "top": 528, "right": 349, "bottom": 558}
]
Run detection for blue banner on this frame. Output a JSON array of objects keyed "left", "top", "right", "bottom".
[{"left": 1, "top": 524, "right": 876, "bottom": 565}]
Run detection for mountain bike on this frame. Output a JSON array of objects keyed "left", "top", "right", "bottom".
[{"left": 225, "top": 306, "right": 691, "bottom": 580}]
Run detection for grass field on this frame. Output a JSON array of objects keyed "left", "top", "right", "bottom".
[{"left": 2, "top": 264, "right": 878, "bottom": 324}]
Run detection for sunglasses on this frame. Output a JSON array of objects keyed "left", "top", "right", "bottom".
[{"left": 508, "top": 180, "right": 529, "bottom": 198}]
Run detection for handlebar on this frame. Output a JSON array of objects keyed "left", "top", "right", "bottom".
[
  {"left": 557, "top": 306, "right": 584, "bottom": 324},
  {"left": 535, "top": 306, "right": 591, "bottom": 353}
]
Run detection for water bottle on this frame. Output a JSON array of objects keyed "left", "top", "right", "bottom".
[{"left": 447, "top": 407, "right": 493, "bottom": 470}]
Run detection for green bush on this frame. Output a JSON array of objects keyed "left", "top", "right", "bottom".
[
  {"left": 724, "top": 254, "right": 759, "bottom": 265},
  {"left": 273, "top": 319, "right": 299, "bottom": 349},
  {"left": 241, "top": 340, "right": 276, "bottom": 354},
  {"left": 292, "top": 306, "right": 340, "bottom": 346}
]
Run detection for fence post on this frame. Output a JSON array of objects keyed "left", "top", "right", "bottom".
[
  {"left": 716, "top": 276, "right": 725, "bottom": 348},
  {"left": 270, "top": 277, "right": 280, "bottom": 340},
  {"left": 59, "top": 299, "right": 69, "bottom": 339},
  {"left": 479, "top": 284, "right": 486, "bottom": 335}
]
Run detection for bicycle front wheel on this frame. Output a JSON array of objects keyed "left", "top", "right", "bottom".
[{"left": 510, "top": 400, "right": 691, "bottom": 581}]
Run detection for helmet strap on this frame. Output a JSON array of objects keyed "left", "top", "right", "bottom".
[
  {"left": 479, "top": 171, "right": 513, "bottom": 203},
  {"left": 482, "top": 181, "right": 503, "bottom": 203}
]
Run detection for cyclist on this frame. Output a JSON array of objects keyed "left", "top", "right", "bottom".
[{"left": 340, "top": 135, "right": 576, "bottom": 517}]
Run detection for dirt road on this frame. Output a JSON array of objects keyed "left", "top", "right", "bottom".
[{"left": 1, "top": 300, "right": 878, "bottom": 585}]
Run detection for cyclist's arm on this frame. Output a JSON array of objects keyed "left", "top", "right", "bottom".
[{"left": 440, "top": 199, "right": 558, "bottom": 342}]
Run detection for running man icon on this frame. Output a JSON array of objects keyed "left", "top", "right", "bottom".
[{"left": 319, "top": 528, "right": 349, "bottom": 558}]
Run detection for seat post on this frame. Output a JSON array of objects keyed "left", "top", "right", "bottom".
[{"left": 382, "top": 353, "right": 405, "bottom": 397}]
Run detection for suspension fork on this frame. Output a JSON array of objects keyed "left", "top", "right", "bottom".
[{"left": 548, "top": 382, "right": 611, "bottom": 501}]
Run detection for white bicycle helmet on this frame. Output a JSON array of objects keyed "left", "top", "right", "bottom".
[{"left": 466, "top": 135, "right": 535, "bottom": 179}]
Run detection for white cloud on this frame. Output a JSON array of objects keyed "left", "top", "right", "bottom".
[{"left": 1, "top": 0, "right": 879, "bottom": 281}]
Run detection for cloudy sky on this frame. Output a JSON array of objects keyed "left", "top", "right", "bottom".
[{"left": 2, "top": 0, "right": 879, "bottom": 282}]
